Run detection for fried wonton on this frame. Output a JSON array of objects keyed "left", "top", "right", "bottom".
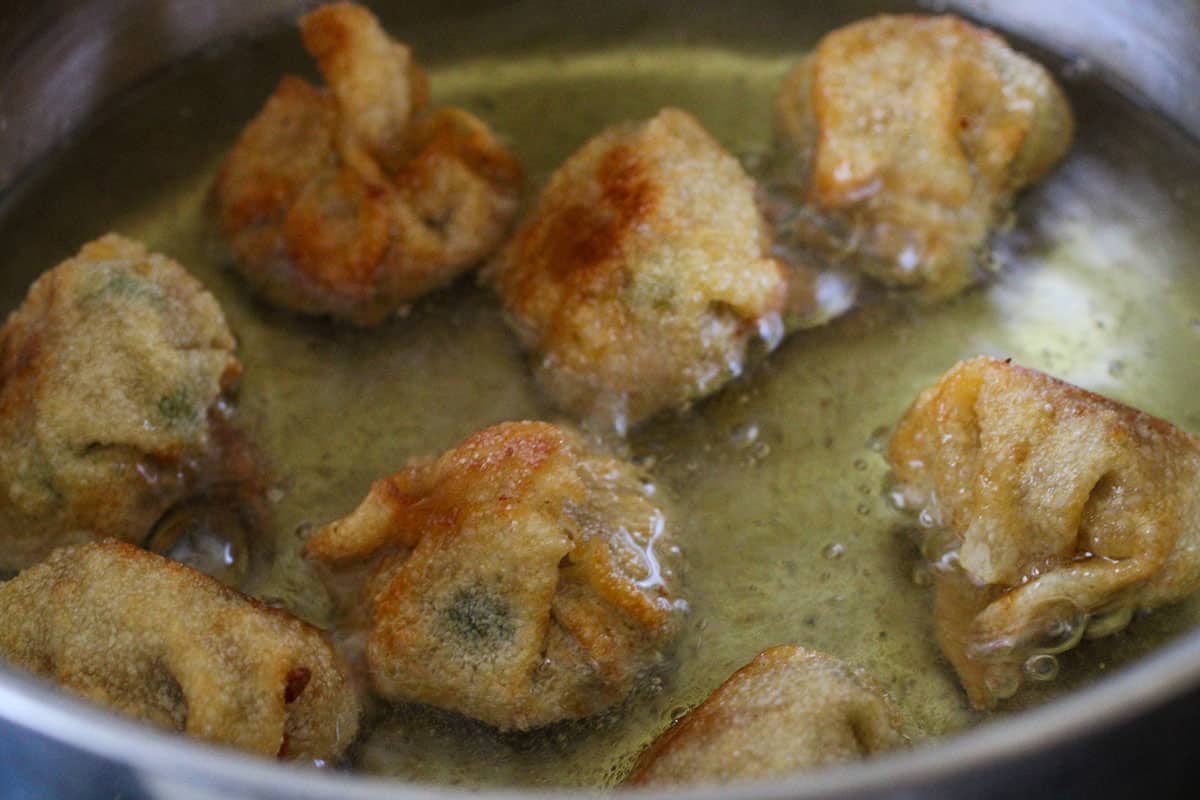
[
  {"left": 485, "top": 109, "right": 787, "bottom": 434},
  {"left": 0, "top": 541, "right": 360, "bottom": 759},
  {"left": 305, "top": 421, "right": 683, "bottom": 731},
  {"left": 889, "top": 356, "right": 1200, "bottom": 706},
  {"left": 627, "top": 645, "right": 906, "bottom": 786},
  {"left": 773, "top": 14, "right": 1073, "bottom": 299},
  {"left": 0, "top": 234, "right": 243, "bottom": 573},
  {"left": 213, "top": 1, "right": 521, "bottom": 325}
]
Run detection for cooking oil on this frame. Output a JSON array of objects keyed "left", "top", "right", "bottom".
[{"left": 1, "top": 0, "right": 1199, "bottom": 788}]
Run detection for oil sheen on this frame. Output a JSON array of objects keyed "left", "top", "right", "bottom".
[{"left": 1, "top": 0, "right": 1199, "bottom": 789}]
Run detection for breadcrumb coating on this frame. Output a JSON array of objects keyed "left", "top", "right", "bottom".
[
  {"left": 890, "top": 357, "right": 1200, "bottom": 706},
  {"left": 213, "top": 2, "right": 521, "bottom": 325},
  {"left": 305, "top": 421, "right": 683, "bottom": 730},
  {"left": 774, "top": 14, "right": 1073, "bottom": 299},
  {"left": 486, "top": 109, "right": 786, "bottom": 433},
  {"left": 0, "top": 541, "right": 360, "bottom": 759},
  {"left": 0, "top": 234, "right": 242, "bottom": 572},
  {"left": 627, "top": 645, "right": 906, "bottom": 785}
]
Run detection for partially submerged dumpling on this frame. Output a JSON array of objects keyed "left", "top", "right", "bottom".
[
  {"left": 627, "top": 645, "right": 906, "bottom": 786},
  {"left": 0, "top": 541, "right": 360, "bottom": 760},
  {"left": 213, "top": 1, "right": 521, "bottom": 325},
  {"left": 0, "top": 234, "right": 242, "bottom": 573},
  {"left": 773, "top": 14, "right": 1073, "bottom": 299},
  {"left": 889, "top": 356, "right": 1200, "bottom": 707},
  {"left": 486, "top": 109, "right": 787, "bottom": 434},
  {"left": 305, "top": 421, "right": 683, "bottom": 731}
]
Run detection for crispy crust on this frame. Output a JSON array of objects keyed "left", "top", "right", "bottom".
[
  {"left": 890, "top": 357, "right": 1200, "bottom": 706},
  {"left": 0, "top": 234, "right": 242, "bottom": 572},
  {"left": 213, "top": 2, "right": 520, "bottom": 325},
  {"left": 774, "top": 14, "right": 1074, "bottom": 298},
  {"left": 305, "top": 421, "right": 683, "bottom": 730},
  {"left": 0, "top": 541, "right": 360, "bottom": 759},
  {"left": 627, "top": 645, "right": 906, "bottom": 785},
  {"left": 486, "top": 109, "right": 786, "bottom": 432}
]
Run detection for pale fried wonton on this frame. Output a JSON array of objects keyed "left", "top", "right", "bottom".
[{"left": 0, "top": 541, "right": 360, "bottom": 759}]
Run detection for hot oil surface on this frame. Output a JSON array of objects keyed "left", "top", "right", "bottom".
[{"left": 1, "top": 0, "right": 1200, "bottom": 788}]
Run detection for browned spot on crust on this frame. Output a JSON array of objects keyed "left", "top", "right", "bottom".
[
  {"left": 0, "top": 541, "right": 360, "bottom": 759},
  {"left": 627, "top": 645, "right": 906, "bottom": 785},
  {"left": 212, "top": 4, "right": 520, "bottom": 325},
  {"left": 506, "top": 144, "right": 658, "bottom": 318}
]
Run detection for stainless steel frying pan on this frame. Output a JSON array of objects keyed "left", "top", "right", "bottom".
[{"left": 1, "top": 1, "right": 1198, "bottom": 797}]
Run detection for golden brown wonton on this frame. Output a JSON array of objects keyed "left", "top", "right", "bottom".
[
  {"left": 627, "top": 645, "right": 906, "bottom": 786},
  {"left": 890, "top": 356, "right": 1200, "bottom": 706},
  {"left": 485, "top": 109, "right": 787, "bottom": 434},
  {"left": 0, "top": 234, "right": 242, "bottom": 573},
  {"left": 213, "top": 1, "right": 521, "bottom": 325},
  {"left": 773, "top": 14, "right": 1073, "bottom": 299},
  {"left": 0, "top": 541, "right": 360, "bottom": 760},
  {"left": 305, "top": 421, "right": 683, "bottom": 731}
]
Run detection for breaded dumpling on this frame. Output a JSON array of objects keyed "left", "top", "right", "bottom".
[
  {"left": 889, "top": 356, "right": 1200, "bottom": 707},
  {"left": 627, "top": 645, "right": 906, "bottom": 786},
  {"left": 305, "top": 421, "right": 683, "bottom": 731},
  {"left": 486, "top": 109, "right": 787, "bottom": 434},
  {"left": 213, "top": 2, "right": 521, "bottom": 325},
  {"left": 774, "top": 15, "right": 1073, "bottom": 299},
  {"left": 0, "top": 234, "right": 241, "bottom": 573},
  {"left": 0, "top": 541, "right": 360, "bottom": 760}
]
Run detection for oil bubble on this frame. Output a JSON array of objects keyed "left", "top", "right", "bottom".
[
  {"left": 1085, "top": 606, "right": 1134, "bottom": 640},
  {"left": 822, "top": 543, "right": 846, "bottom": 560},
  {"left": 983, "top": 667, "right": 1020, "bottom": 701},
  {"left": 866, "top": 425, "right": 891, "bottom": 453},
  {"left": 921, "top": 528, "right": 962, "bottom": 573},
  {"left": 749, "top": 441, "right": 772, "bottom": 461},
  {"left": 856, "top": 503, "right": 871, "bottom": 516},
  {"left": 1023, "top": 653, "right": 1060, "bottom": 683},
  {"left": 882, "top": 474, "right": 916, "bottom": 511},
  {"left": 1031, "top": 607, "right": 1087, "bottom": 654},
  {"left": 729, "top": 422, "right": 759, "bottom": 447},
  {"left": 146, "top": 500, "right": 250, "bottom": 587},
  {"left": 853, "top": 458, "right": 868, "bottom": 471},
  {"left": 756, "top": 312, "right": 785, "bottom": 352}
]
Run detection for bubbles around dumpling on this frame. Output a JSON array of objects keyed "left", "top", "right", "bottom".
[
  {"left": 485, "top": 109, "right": 787, "bottom": 434},
  {"left": 304, "top": 421, "right": 684, "bottom": 731},
  {"left": 772, "top": 14, "right": 1074, "bottom": 300},
  {"left": 213, "top": 1, "right": 522, "bottom": 326},
  {"left": 889, "top": 356, "right": 1200, "bottom": 707},
  {"left": 0, "top": 234, "right": 244, "bottom": 573},
  {"left": 626, "top": 645, "right": 906, "bottom": 786},
  {"left": 0, "top": 541, "right": 360, "bottom": 760}
]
